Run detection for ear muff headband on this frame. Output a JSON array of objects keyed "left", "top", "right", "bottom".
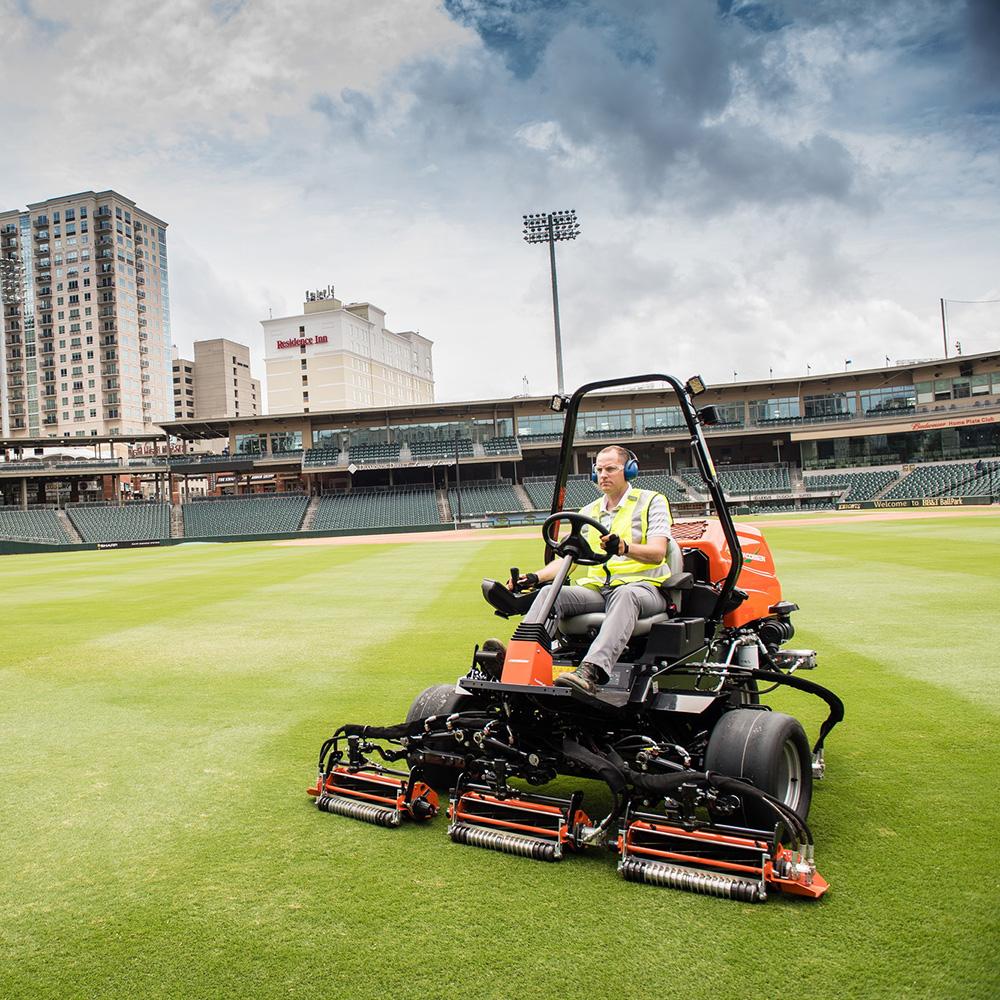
[{"left": 592, "top": 448, "right": 639, "bottom": 483}]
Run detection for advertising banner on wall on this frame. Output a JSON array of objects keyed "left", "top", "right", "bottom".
[{"left": 836, "top": 496, "right": 993, "bottom": 511}]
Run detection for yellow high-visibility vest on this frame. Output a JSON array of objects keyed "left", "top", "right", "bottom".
[{"left": 578, "top": 488, "right": 672, "bottom": 589}]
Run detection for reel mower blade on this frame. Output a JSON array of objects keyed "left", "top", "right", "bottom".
[
  {"left": 447, "top": 782, "right": 591, "bottom": 862},
  {"left": 307, "top": 766, "right": 439, "bottom": 828},
  {"left": 617, "top": 808, "right": 829, "bottom": 901}
]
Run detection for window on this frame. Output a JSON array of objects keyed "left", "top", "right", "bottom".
[
  {"left": 749, "top": 396, "right": 801, "bottom": 422},
  {"left": 803, "top": 392, "right": 857, "bottom": 419},
  {"left": 859, "top": 385, "right": 915, "bottom": 414}
]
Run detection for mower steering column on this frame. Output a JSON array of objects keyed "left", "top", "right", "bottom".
[{"left": 520, "top": 553, "right": 575, "bottom": 628}]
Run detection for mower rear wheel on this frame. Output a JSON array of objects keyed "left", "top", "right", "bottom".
[
  {"left": 704, "top": 709, "right": 812, "bottom": 827},
  {"left": 405, "top": 683, "right": 469, "bottom": 794}
]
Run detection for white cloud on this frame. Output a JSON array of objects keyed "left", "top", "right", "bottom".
[{"left": 1, "top": 0, "right": 997, "bottom": 411}]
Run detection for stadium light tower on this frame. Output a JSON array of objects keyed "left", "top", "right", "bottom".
[{"left": 522, "top": 210, "right": 580, "bottom": 394}]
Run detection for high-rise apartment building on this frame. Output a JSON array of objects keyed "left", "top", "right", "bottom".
[
  {"left": 0, "top": 190, "right": 172, "bottom": 439},
  {"left": 262, "top": 285, "right": 433, "bottom": 414},
  {"left": 172, "top": 339, "right": 260, "bottom": 419}
]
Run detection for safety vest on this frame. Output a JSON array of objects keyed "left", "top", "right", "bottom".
[{"left": 578, "top": 488, "right": 673, "bottom": 589}]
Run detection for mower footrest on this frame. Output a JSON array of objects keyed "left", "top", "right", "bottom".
[{"left": 620, "top": 857, "right": 765, "bottom": 902}]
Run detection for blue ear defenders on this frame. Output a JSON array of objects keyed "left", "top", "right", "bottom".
[{"left": 592, "top": 448, "right": 639, "bottom": 483}]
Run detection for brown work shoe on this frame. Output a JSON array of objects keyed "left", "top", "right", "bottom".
[{"left": 554, "top": 661, "right": 603, "bottom": 695}]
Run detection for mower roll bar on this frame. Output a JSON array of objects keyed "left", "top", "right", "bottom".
[{"left": 544, "top": 373, "right": 742, "bottom": 632}]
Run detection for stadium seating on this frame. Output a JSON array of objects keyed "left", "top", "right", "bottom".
[
  {"left": 523, "top": 472, "right": 690, "bottom": 511},
  {"left": 408, "top": 439, "right": 473, "bottom": 459},
  {"left": 348, "top": 442, "right": 401, "bottom": 465},
  {"left": 448, "top": 482, "right": 523, "bottom": 515},
  {"left": 67, "top": 502, "right": 170, "bottom": 542},
  {"left": 182, "top": 495, "right": 309, "bottom": 537},
  {"left": 483, "top": 436, "right": 520, "bottom": 456},
  {"left": 522, "top": 477, "right": 601, "bottom": 510},
  {"left": 0, "top": 508, "right": 68, "bottom": 544},
  {"left": 682, "top": 465, "right": 791, "bottom": 496},
  {"left": 633, "top": 473, "right": 691, "bottom": 505},
  {"left": 303, "top": 447, "right": 342, "bottom": 467},
  {"left": 803, "top": 469, "right": 899, "bottom": 502},
  {"left": 882, "top": 461, "right": 1000, "bottom": 500},
  {"left": 312, "top": 490, "right": 440, "bottom": 530}
]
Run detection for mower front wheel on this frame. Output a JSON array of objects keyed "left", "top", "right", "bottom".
[
  {"left": 704, "top": 709, "right": 812, "bottom": 826},
  {"left": 405, "top": 683, "right": 469, "bottom": 794}
]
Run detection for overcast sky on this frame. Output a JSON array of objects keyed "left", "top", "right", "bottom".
[{"left": 2, "top": 0, "right": 998, "bottom": 404}]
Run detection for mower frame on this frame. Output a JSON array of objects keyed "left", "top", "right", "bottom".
[{"left": 310, "top": 373, "right": 844, "bottom": 902}]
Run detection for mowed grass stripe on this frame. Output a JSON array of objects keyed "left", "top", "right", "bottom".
[
  {"left": 0, "top": 541, "right": 492, "bottom": 943},
  {"left": 763, "top": 517, "right": 1000, "bottom": 709},
  {"left": 1, "top": 523, "right": 997, "bottom": 999}
]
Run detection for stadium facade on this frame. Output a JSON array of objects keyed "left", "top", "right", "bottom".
[
  {"left": 0, "top": 190, "right": 172, "bottom": 439},
  {"left": 161, "top": 349, "right": 1000, "bottom": 486},
  {"left": 0, "top": 350, "right": 998, "bottom": 546}
]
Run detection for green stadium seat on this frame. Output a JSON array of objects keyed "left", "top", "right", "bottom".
[
  {"left": 312, "top": 489, "right": 440, "bottom": 530},
  {"left": 67, "top": 502, "right": 170, "bottom": 542},
  {"left": 0, "top": 508, "right": 68, "bottom": 544},
  {"left": 182, "top": 495, "right": 310, "bottom": 537}
]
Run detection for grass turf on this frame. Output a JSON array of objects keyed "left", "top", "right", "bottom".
[{"left": 1, "top": 517, "right": 998, "bottom": 1000}]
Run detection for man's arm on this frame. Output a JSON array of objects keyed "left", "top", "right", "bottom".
[
  {"left": 603, "top": 493, "right": 671, "bottom": 562},
  {"left": 507, "top": 557, "right": 563, "bottom": 590},
  {"left": 601, "top": 533, "right": 667, "bottom": 563}
]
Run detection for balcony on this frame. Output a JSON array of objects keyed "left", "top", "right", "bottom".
[{"left": 34, "top": 215, "right": 48, "bottom": 226}]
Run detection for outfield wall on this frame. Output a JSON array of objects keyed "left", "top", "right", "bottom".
[
  {"left": 3, "top": 496, "right": 996, "bottom": 556},
  {"left": 835, "top": 496, "right": 992, "bottom": 511},
  {"left": 0, "top": 522, "right": 452, "bottom": 556}
]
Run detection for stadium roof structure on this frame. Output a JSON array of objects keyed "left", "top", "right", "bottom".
[
  {"left": 158, "top": 349, "right": 1000, "bottom": 441},
  {"left": 0, "top": 433, "right": 168, "bottom": 450}
]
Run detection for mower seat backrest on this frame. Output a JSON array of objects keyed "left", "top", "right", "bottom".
[{"left": 558, "top": 537, "right": 687, "bottom": 638}]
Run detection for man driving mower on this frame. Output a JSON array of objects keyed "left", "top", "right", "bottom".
[{"left": 508, "top": 445, "right": 672, "bottom": 694}]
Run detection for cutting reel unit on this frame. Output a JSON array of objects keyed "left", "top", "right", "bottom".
[{"left": 308, "top": 711, "right": 831, "bottom": 903}]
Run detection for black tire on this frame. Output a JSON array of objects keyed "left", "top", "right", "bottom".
[
  {"left": 405, "top": 683, "right": 469, "bottom": 793},
  {"left": 704, "top": 710, "right": 812, "bottom": 827}
]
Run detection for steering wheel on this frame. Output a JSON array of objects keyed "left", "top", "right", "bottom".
[{"left": 542, "top": 511, "right": 614, "bottom": 567}]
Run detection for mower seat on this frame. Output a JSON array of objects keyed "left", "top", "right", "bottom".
[
  {"left": 558, "top": 538, "right": 690, "bottom": 637},
  {"left": 560, "top": 610, "right": 671, "bottom": 637}
]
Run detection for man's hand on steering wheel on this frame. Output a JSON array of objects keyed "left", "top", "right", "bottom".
[
  {"left": 542, "top": 511, "right": 616, "bottom": 566},
  {"left": 601, "top": 533, "right": 626, "bottom": 557}
]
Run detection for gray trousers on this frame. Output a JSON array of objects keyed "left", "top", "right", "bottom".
[{"left": 539, "top": 582, "right": 668, "bottom": 676}]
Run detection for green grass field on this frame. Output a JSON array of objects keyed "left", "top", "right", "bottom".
[{"left": 2, "top": 516, "right": 998, "bottom": 1000}]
